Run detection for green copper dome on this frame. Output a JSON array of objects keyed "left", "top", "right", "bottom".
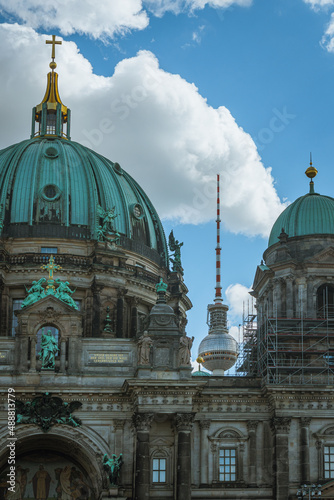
[
  {"left": 268, "top": 186, "right": 334, "bottom": 247},
  {"left": 0, "top": 137, "right": 168, "bottom": 266},
  {"left": 0, "top": 41, "right": 168, "bottom": 267}
]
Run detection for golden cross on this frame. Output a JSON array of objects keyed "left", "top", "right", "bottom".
[
  {"left": 46, "top": 35, "right": 62, "bottom": 60},
  {"left": 41, "top": 255, "right": 62, "bottom": 280}
]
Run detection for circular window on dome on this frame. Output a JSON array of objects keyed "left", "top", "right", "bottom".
[
  {"left": 131, "top": 203, "right": 144, "bottom": 220},
  {"left": 42, "top": 184, "right": 60, "bottom": 201},
  {"left": 44, "top": 147, "right": 59, "bottom": 159},
  {"left": 113, "top": 162, "right": 123, "bottom": 175}
]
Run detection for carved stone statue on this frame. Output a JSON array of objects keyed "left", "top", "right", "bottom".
[
  {"left": 38, "top": 329, "right": 59, "bottom": 369},
  {"left": 179, "top": 333, "right": 194, "bottom": 366},
  {"left": 169, "top": 230, "right": 184, "bottom": 274},
  {"left": 137, "top": 332, "right": 153, "bottom": 365},
  {"left": 103, "top": 453, "right": 123, "bottom": 486}
]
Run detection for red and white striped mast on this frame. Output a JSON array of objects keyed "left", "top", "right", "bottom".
[{"left": 214, "top": 174, "right": 223, "bottom": 304}]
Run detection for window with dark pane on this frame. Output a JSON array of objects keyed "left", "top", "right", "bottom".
[
  {"left": 152, "top": 458, "right": 166, "bottom": 483},
  {"left": 324, "top": 446, "right": 334, "bottom": 478},
  {"left": 219, "top": 448, "right": 236, "bottom": 481},
  {"left": 41, "top": 247, "right": 58, "bottom": 254},
  {"left": 11, "top": 299, "right": 23, "bottom": 337}
]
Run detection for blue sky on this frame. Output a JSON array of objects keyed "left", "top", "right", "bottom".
[{"left": 1, "top": 0, "right": 334, "bottom": 370}]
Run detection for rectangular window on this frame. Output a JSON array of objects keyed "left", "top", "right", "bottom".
[
  {"left": 41, "top": 247, "right": 58, "bottom": 254},
  {"left": 324, "top": 446, "right": 334, "bottom": 478},
  {"left": 152, "top": 458, "right": 166, "bottom": 483},
  {"left": 219, "top": 449, "right": 236, "bottom": 481},
  {"left": 12, "top": 299, "right": 23, "bottom": 337}
]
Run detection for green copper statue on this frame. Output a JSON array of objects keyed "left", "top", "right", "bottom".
[
  {"left": 38, "top": 328, "right": 59, "bottom": 369},
  {"left": 97, "top": 205, "right": 120, "bottom": 244},
  {"left": 21, "top": 278, "right": 46, "bottom": 308},
  {"left": 155, "top": 278, "right": 168, "bottom": 293},
  {"left": 55, "top": 280, "right": 78, "bottom": 309},
  {"left": 21, "top": 256, "right": 78, "bottom": 310},
  {"left": 103, "top": 453, "right": 123, "bottom": 486},
  {"left": 168, "top": 230, "right": 184, "bottom": 275}
]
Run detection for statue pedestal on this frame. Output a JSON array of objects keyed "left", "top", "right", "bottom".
[{"left": 99, "top": 487, "right": 127, "bottom": 499}]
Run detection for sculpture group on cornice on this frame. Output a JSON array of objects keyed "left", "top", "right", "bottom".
[{"left": 21, "top": 255, "right": 78, "bottom": 310}]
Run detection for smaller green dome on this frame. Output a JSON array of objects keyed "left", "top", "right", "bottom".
[{"left": 269, "top": 189, "right": 334, "bottom": 247}]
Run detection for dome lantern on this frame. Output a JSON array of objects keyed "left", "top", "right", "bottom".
[{"left": 31, "top": 35, "right": 71, "bottom": 140}]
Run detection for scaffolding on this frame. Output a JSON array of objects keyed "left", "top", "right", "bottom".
[{"left": 236, "top": 302, "right": 334, "bottom": 385}]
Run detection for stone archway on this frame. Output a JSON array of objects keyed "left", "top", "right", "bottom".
[{"left": 0, "top": 425, "right": 109, "bottom": 499}]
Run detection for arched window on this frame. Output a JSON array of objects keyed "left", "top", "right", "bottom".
[{"left": 317, "top": 284, "right": 334, "bottom": 318}]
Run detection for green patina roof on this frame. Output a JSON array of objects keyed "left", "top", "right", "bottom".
[
  {"left": 192, "top": 370, "right": 211, "bottom": 377},
  {"left": 0, "top": 137, "right": 168, "bottom": 265},
  {"left": 269, "top": 188, "right": 334, "bottom": 247}
]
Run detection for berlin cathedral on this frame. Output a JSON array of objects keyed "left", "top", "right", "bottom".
[{"left": 1, "top": 36, "right": 334, "bottom": 500}]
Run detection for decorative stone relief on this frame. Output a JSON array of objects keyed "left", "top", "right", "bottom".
[{"left": 174, "top": 413, "right": 195, "bottom": 432}]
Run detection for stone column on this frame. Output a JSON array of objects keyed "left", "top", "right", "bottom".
[
  {"left": 297, "top": 279, "right": 306, "bottom": 318},
  {"left": 133, "top": 413, "right": 154, "bottom": 500},
  {"left": 238, "top": 443, "right": 245, "bottom": 482},
  {"left": 91, "top": 280, "right": 104, "bottom": 337},
  {"left": 286, "top": 276, "right": 294, "bottom": 318},
  {"left": 300, "top": 417, "right": 311, "bottom": 483},
  {"left": 114, "top": 419, "right": 125, "bottom": 455},
  {"left": 175, "top": 413, "right": 194, "bottom": 500},
  {"left": 68, "top": 338, "right": 79, "bottom": 374},
  {"left": 267, "top": 284, "right": 274, "bottom": 317},
  {"left": 18, "top": 335, "right": 29, "bottom": 372},
  {"left": 199, "top": 420, "right": 210, "bottom": 486},
  {"left": 130, "top": 298, "right": 139, "bottom": 338},
  {"left": 29, "top": 336, "right": 36, "bottom": 371},
  {"left": 306, "top": 277, "right": 314, "bottom": 318},
  {"left": 271, "top": 417, "right": 291, "bottom": 500},
  {"left": 273, "top": 278, "right": 281, "bottom": 317},
  {"left": 60, "top": 339, "right": 66, "bottom": 373},
  {"left": 0, "top": 279, "right": 4, "bottom": 336},
  {"left": 117, "top": 288, "right": 127, "bottom": 338},
  {"left": 247, "top": 420, "right": 259, "bottom": 485}
]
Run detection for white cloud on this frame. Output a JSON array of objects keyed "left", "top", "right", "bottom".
[
  {"left": 321, "top": 12, "right": 334, "bottom": 51},
  {"left": 0, "top": 0, "right": 252, "bottom": 40},
  {"left": 303, "top": 0, "right": 334, "bottom": 8},
  {"left": 0, "top": 24, "right": 286, "bottom": 237},
  {"left": 144, "top": 0, "right": 252, "bottom": 17},
  {"left": 0, "top": 0, "right": 149, "bottom": 40},
  {"left": 303, "top": 0, "right": 334, "bottom": 52},
  {"left": 225, "top": 283, "right": 252, "bottom": 320}
]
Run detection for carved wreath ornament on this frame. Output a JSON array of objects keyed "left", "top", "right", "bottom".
[{"left": 16, "top": 393, "right": 82, "bottom": 433}]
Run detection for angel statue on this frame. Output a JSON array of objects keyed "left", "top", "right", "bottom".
[
  {"left": 97, "top": 205, "right": 120, "bottom": 244},
  {"left": 103, "top": 453, "right": 124, "bottom": 486},
  {"left": 168, "top": 230, "right": 184, "bottom": 275}
]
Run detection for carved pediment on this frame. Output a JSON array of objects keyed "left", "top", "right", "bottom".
[
  {"left": 252, "top": 264, "right": 273, "bottom": 292},
  {"left": 306, "top": 246, "right": 334, "bottom": 265},
  {"left": 16, "top": 294, "right": 82, "bottom": 316},
  {"left": 15, "top": 295, "right": 82, "bottom": 338}
]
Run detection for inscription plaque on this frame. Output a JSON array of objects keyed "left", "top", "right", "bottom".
[{"left": 87, "top": 352, "right": 130, "bottom": 365}]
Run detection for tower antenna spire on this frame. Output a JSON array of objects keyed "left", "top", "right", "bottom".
[{"left": 215, "top": 174, "right": 222, "bottom": 303}]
